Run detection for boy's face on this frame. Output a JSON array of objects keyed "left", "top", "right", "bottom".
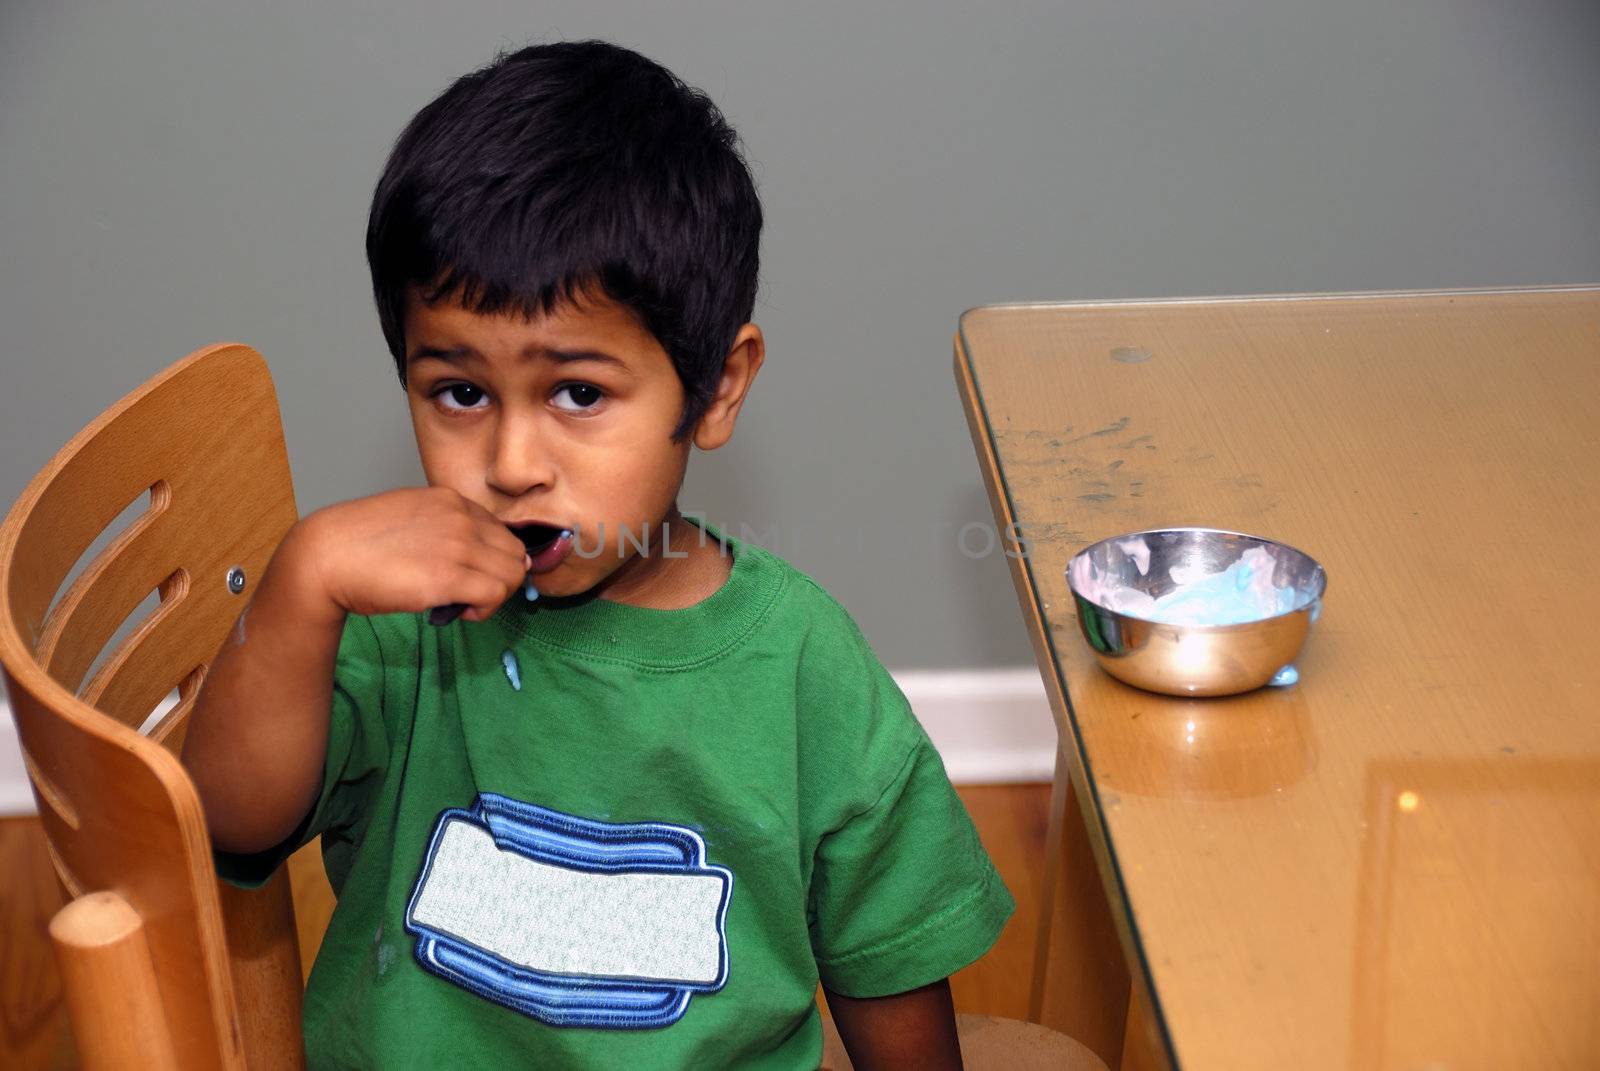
[{"left": 402, "top": 287, "right": 747, "bottom": 605}]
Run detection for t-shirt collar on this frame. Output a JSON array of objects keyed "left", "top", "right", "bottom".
[{"left": 491, "top": 517, "right": 782, "bottom": 668}]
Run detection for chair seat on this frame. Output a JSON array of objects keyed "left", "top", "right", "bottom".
[{"left": 821, "top": 1012, "right": 1109, "bottom": 1071}]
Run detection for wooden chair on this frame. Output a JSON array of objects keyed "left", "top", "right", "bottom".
[{"left": 0, "top": 343, "right": 305, "bottom": 1069}]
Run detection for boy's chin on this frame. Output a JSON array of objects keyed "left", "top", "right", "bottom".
[{"left": 524, "top": 568, "right": 599, "bottom": 602}]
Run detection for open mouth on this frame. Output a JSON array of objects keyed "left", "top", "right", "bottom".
[
  {"left": 511, "top": 523, "right": 566, "bottom": 555},
  {"left": 510, "top": 522, "right": 575, "bottom": 575}
]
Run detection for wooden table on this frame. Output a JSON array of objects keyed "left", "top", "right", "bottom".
[{"left": 953, "top": 288, "right": 1600, "bottom": 1071}]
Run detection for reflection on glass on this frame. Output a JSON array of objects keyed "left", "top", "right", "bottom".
[
  {"left": 1086, "top": 679, "right": 1315, "bottom": 800},
  {"left": 1354, "top": 759, "right": 1600, "bottom": 1070}
]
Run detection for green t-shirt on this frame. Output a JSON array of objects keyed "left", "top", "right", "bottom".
[{"left": 220, "top": 521, "right": 1012, "bottom": 1069}]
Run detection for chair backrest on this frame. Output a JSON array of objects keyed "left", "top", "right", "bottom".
[{"left": 0, "top": 343, "right": 306, "bottom": 1069}]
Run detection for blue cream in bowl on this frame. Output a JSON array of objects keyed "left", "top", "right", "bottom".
[{"left": 1066, "top": 528, "right": 1327, "bottom": 697}]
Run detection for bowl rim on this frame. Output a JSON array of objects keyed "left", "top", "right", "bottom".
[{"left": 1066, "top": 526, "right": 1328, "bottom": 629}]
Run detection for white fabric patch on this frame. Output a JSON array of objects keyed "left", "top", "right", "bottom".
[{"left": 411, "top": 817, "right": 726, "bottom": 985}]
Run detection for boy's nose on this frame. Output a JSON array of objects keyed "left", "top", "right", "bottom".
[{"left": 486, "top": 419, "right": 556, "bottom": 496}]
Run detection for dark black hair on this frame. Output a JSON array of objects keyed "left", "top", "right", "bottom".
[{"left": 366, "top": 40, "right": 762, "bottom": 442}]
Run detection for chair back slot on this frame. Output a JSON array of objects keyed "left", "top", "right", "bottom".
[
  {"left": 146, "top": 665, "right": 206, "bottom": 754},
  {"left": 21, "top": 742, "right": 80, "bottom": 830},
  {"left": 79, "top": 566, "right": 194, "bottom": 727},
  {"left": 8, "top": 484, "right": 160, "bottom": 659},
  {"left": 44, "top": 836, "right": 87, "bottom": 900},
  {"left": 37, "top": 480, "right": 172, "bottom": 688}
]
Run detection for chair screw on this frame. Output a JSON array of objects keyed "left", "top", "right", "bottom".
[{"left": 226, "top": 567, "right": 247, "bottom": 595}]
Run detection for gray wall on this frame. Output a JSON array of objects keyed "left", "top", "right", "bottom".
[{"left": 4, "top": 1, "right": 1598, "bottom": 669}]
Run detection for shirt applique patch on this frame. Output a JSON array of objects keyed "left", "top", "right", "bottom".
[{"left": 404, "top": 793, "right": 733, "bottom": 1030}]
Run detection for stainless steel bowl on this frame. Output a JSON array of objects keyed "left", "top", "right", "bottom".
[{"left": 1066, "top": 528, "right": 1327, "bottom": 697}]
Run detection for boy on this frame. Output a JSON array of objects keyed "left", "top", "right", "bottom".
[{"left": 182, "top": 40, "right": 1012, "bottom": 1069}]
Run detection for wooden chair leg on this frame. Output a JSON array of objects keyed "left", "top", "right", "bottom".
[
  {"left": 1030, "top": 748, "right": 1132, "bottom": 1067},
  {"left": 217, "top": 867, "right": 307, "bottom": 1070},
  {"left": 49, "top": 891, "right": 179, "bottom": 1071}
]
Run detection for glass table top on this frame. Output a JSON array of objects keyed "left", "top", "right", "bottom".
[{"left": 956, "top": 288, "right": 1600, "bottom": 1070}]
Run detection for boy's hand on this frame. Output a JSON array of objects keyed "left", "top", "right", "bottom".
[{"left": 291, "top": 487, "right": 533, "bottom": 625}]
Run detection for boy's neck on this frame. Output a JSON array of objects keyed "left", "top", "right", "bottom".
[{"left": 591, "top": 507, "right": 733, "bottom": 611}]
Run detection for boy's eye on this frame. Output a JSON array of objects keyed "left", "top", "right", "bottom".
[
  {"left": 553, "top": 384, "right": 604, "bottom": 412},
  {"left": 435, "top": 383, "right": 487, "bottom": 411}
]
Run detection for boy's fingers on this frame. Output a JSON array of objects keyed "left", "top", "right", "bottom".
[
  {"left": 452, "top": 555, "right": 532, "bottom": 600},
  {"left": 473, "top": 531, "right": 530, "bottom": 574},
  {"left": 448, "top": 526, "right": 529, "bottom": 579},
  {"left": 474, "top": 514, "right": 537, "bottom": 567},
  {"left": 430, "top": 498, "right": 534, "bottom": 591},
  {"left": 486, "top": 525, "right": 531, "bottom": 560},
  {"left": 486, "top": 541, "right": 534, "bottom": 588},
  {"left": 446, "top": 567, "right": 518, "bottom": 615}
]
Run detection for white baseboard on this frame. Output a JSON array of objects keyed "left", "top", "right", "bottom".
[
  {"left": 894, "top": 668, "right": 1057, "bottom": 784},
  {"left": 0, "top": 707, "right": 33, "bottom": 815},
  {"left": 0, "top": 668, "right": 1055, "bottom": 816}
]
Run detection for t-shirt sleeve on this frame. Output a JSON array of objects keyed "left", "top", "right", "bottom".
[
  {"left": 795, "top": 579, "right": 1016, "bottom": 996},
  {"left": 213, "top": 613, "right": 396, "bottom": 890},
  {"left": 807, "top": 733, "right": 1015, "bottom": 997}
]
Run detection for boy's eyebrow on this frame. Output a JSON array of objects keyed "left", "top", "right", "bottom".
[
  {"left": 547, "top": 348, "right": 635, "bottom": 375},
  {"left": 407, "top": 344, "right": 634, "bottom": 375}
]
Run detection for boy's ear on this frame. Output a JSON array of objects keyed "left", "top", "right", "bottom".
[{"left": 692, "top": 324, "right": 765, "bottom": 451}]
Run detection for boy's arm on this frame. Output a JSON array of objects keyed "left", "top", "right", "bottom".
[
  {"left": 181, "top": 523, "right": 346, "bottom": 854},
  {"left": 181, "top": 487, "right": 533, "bottom": 854},
  {"left": 825, "top": 979, "right": 963, "bottom": 1071}
]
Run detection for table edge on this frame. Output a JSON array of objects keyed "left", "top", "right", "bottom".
[{"left": 957, "top": 282, "right": 1600, "bottom": 334}]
